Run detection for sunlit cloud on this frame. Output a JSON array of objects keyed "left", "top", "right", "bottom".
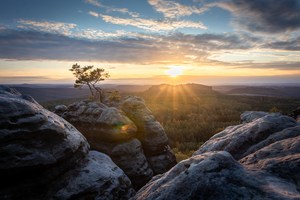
[
  {"left": 0, "top": 28, "right": 299, "bottom": 73},
  {"left": 17, "top": 19, "right": 77, "bottom": 35},
  {"left": 85, "top": 0, "right": 139, "bottom": 17},
  {"left": 148, "top": 0, "right": 213, "bottom": 18},
  {"left": 89, "top": 12, "right": 207, "bottom": 31}
]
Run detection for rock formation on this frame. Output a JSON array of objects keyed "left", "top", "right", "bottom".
[
  {"left": 120, "top": 96, "right": 177, "bottom": 174},
  {"left": 55, "top": 96, "right": 176, "bottom": 189},
  {"left": 0, "top": 86, "right": 135, "bottom": 199},
  {"left": 134, "top": 112, "right": 300, "bottom": 200}
]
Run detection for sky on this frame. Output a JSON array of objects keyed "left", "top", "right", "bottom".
[{"left": 0, "top": 0, "right": 299, "bottom": 85}]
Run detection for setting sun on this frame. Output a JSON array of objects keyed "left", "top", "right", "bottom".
[{"left": 166, "top": 66, "right": 183, "bottom": 77}]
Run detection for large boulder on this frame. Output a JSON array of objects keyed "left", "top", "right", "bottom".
[
  {"left": 134, "top": 112, "right": 300, "bottom": 200},
  {"left": 240, "top": 111, "right": 269, "bottom": 123},
  {"left": 61, "top": 101, "right": 137, "bottom": 142},
  {"left": 94, "top": 139, "right": 153, "bottom": 189},
  {"left": 120, "top": 96, "right": 176, "bottom": 174},
  {"left": 57, "top": 96, "right": 176, "bottom": 188},
  {"left": 0, "top": 86, "right": 135, "bottom": 199},
  {"left": 52, "top": 151, "right": 135, "bottom": 200},
  {"left": 194, "top": 113, "right": 296, "bottom": 160},
  {"left": 134, "top": 151, "right": 300, "bottom": 200},
  {"left": 57, "top": 100, "right": 154, "bottom": 189},
  {"left": 240, "top": 127, "right": 300, "bottom": 189}
]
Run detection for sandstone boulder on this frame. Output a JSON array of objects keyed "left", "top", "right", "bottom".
[
  {"left": 240, "top": 111, "right": 269, "bottom": 123},
  {"left": 134, "top": 151, "right": 300, "bottom": 200},
  {"left": 0, "top": 86, "right": 135, "bottom": 199},
  {"left": 120, "top": 96, "right": 168, "bottom": 154},
  {"left": 194, "top": 113, "right": 296, "bottom": 160},
  {"left": 52, "top": 151, "right": 135, "bottom": 200},
  {"left": 61, "top": 101, "right": 137, "bottom": 142},
  {"left": 57, "top": 100, "right": 154, "bottom": 188},
  {"left": 58, "top": 96, "right": 176, "bottom": 187},
  {"left": 92, "top": 139, "right": 153, "bottom": 189},
  {"left": 120, "top": 96, "right": 176, "bottom": 174}
]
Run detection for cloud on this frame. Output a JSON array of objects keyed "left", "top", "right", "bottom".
[
  {"left": 85, "top": 0, "right": 139, "bottom": 17},
  {"left": 263, "top": 37, "right": 300, "bottom": 51},
  {"left": 218, "top": 0, "right": 300, "bottom": 33},
  {"left": 85, "top": 0, "right": 101, "bottom": 7},
  {"left": 17, "top": 19, "right": 77, "bottom": 35},
  {"left": 0, "top": 28, "right": 298, "bottom": 71},
  {"left": 148, "top": 0, "right": 213, "bottom": 18},
  {"left": 16, "top": 19, "right": 146, "bottom": 40},
  {"left": 89, "top": 12, "right": 207, "bottom": 31},
  {"left": 235, "top": 62, "right": 300, "bottom": 71}
]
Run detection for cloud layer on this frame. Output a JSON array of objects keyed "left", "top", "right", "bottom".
[
  {"left": 0, "top": 27, "right": 299, "bottom": 71},
  {"left": 219, "top": 0, "right": 300, "bottom": 33},
  {"left": 147, "top": 0, "right": 212, "bottom": 18}
]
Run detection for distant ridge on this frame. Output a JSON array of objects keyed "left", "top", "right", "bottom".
[
  {"left": 143, "top": 83, "right": 219, "bottom": 99},
  {"left": 226, "top": 86, "right": 300, "bottom": 98}
]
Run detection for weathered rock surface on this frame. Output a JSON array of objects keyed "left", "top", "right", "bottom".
[
  {"left": 52, "top": 151, "right": 135, "bottom": 200},
  {"left": 120, "top": 96, "right": 176, "bottom": 174},
  {"left": 240, "top": 111, "right": 269, "bottom": 123},
  {"left": 194, "top": 113, "right": 296, "bottom": 160},
  {"left": 57, "top": 100, "right": 154, "bottom": 188},
  {"left": 134, "top": 151, "right": 300, "bottom": 200},
  {"left": 94, "top": 139, "right": 154, "bottom": 189},
  {"left": 61, "top": 101, "right": 137, "bottom": 142},
  {"left": 57, "top": 96, "right": 176, "bottom": 188},
  {"left": 134, "top": 112, "right": 300, "bottom": 200},
  {"left": 0, "top": 86, "right": 135, "bottom": 199}
]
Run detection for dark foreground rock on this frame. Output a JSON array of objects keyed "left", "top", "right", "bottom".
[
  {"left": 134, "top": 112, "right": 300, "bottom": 200},
  {"left": 134, "top": 151, "right": 300, "bottom": 200},
  {"left": 56, "top": 96, "right": 176, "bottom": 189},
  {"left": 0, "top": 86, "right": 135, "bottom": 199}
]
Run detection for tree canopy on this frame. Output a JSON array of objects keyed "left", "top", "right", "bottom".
[{"left": 69, "top": 63, "right": 110, "bottom": 102}]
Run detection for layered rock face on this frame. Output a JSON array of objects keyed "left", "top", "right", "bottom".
[
  {"left": 56, "top": 96, "right": 176, "bottom": 189},
  {"left": 0, "top": 86, "right": 135, "bottom": 200},
  {"left": 120, "top": 96, "right": 176, "bottom": 174},
  {"left": 134, "top": 112, "right": 300, "bottom": 200}
]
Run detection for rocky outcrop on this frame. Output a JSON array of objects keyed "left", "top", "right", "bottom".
[
  {"left": 240, "top": 111, "right": 268, "bottom": 123},
  {"left": 57, "top": 100, "right": 154, "bottom": 188},
  {"left": 134, "top": 111, "right": 300, "bottom": 200},
  {"left": 56, "top": 96, "right": 176, "bottom": 189},
  {"left": 134, "top": 151, "right": 300, "bottom": 200},
  {"left": 120, "top": 96, "right": 176, "bottom": 174},
  {"left": 0, "top": 86, "right": 135, "bottom": 199},
  {"left": 61, "top": 102, "right": 137, "bottom": 142},
  {"left": 194, "top": 113, "right": 296, "bottom": 159}
]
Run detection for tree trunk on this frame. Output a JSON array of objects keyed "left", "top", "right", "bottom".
[
  {"left": 92, "top": 84, "right": 104, "bottom": 102},
  {"left": 87, "top": 83, "right": 94, "bottom": 97}
]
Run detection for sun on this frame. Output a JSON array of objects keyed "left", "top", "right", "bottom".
[{"left": 166, "top": 66, "right": 183, "bottom": 77}]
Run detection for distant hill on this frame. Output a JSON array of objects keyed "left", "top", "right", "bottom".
[
  {"left": 11, "top": 87, "right": 90, "bottom": 102},
  {"left": 143, "top": 84, "right": 219, "bottom": 101},
  {"left": 116, "top": 85, "right": 151, "bottom": 93},
  {"left": 226, "top": 86, "right": 300, "bottom": 98}
]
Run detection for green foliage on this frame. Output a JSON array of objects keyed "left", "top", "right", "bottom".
[
  {"left": 69, "top": 63, "right": 110, "bottom": 102},
  {"left": 107, "top": 90, "right": 121, "bottom": 103},
  {"left": 139, "top": 92, "right": 300, "bottom": 155}
]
